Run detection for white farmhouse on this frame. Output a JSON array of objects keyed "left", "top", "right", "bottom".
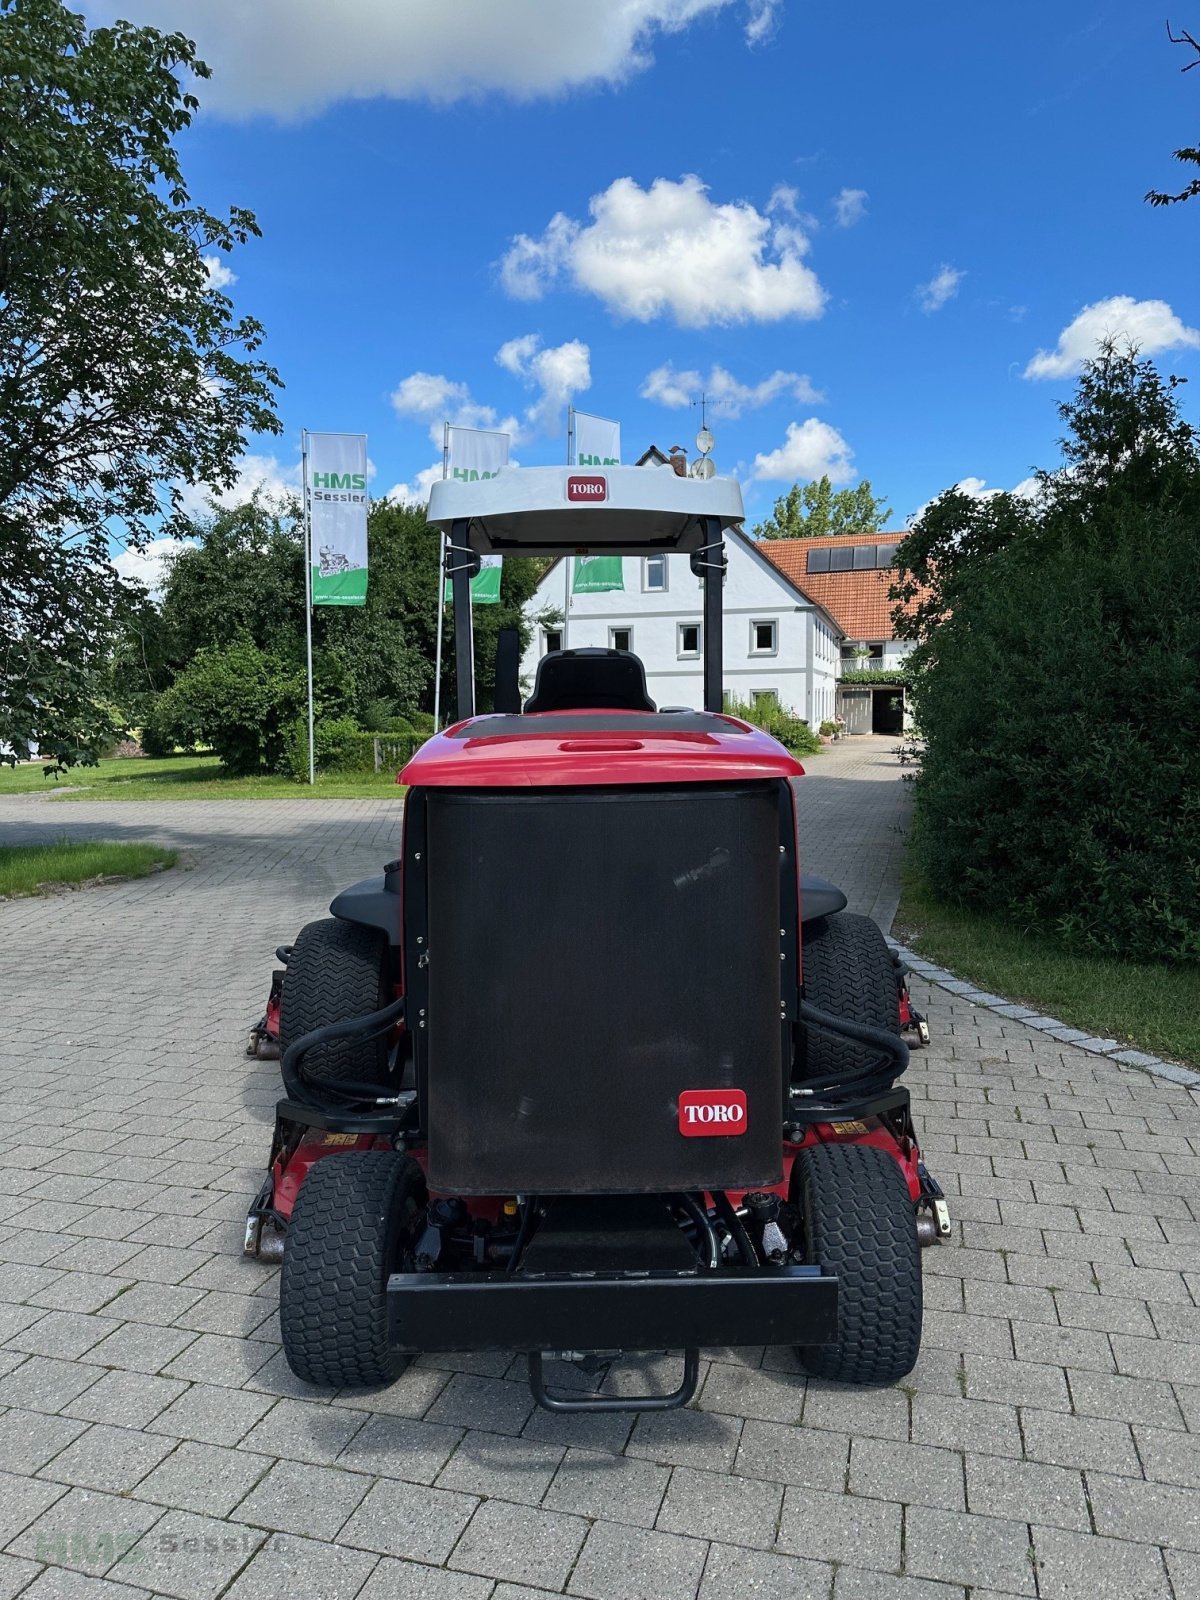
[{"left": 521, "top": 527, "right": 843, "bottom": 725}]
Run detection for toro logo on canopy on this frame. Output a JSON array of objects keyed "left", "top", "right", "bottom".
[
  {"left": 678, "top": 1089, "right": 748, "bottom": 1137},
  {"left": 566, "top": 475, "right": 607, "bottom": 503}
]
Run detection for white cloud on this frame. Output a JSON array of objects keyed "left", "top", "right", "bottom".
[
  {"left": 910, "top": 474, "right": 1041, "bottom": 522},
  {"left": 387, "top": 464, "right": 444, "bottom": 507},
  {"left": 640, "top": 362, "right": 824, "bottom": 416},
  {"left": 496, "top": 335, "right": 591, "bottom": 435},
  {"left": 390, "top": 371, "right": 517, "bottom": 447},
  {"left": 501, "top": 174, "right": 827, "bottom": 327},
  {"left": 744, "top": 0, "right": 781, "bottom": 44},
  {"left": 832, "top": 187, "right": 868, "bottom": 227},
  {"left": 202, "top": 254, "right": 237, "bottom": 290},
  {"left": 174, "top": 452, "right": 300, "bottom": 517},
  {"left": 751, "top": 418, "right": 855, "bottom": 483},
  {"left": 112, "top": 536, "right": 198, "bottom": 594},
  {"left": 1023, "top": 295, "right": 1200, "bottom": 379},
  {"left": 918, "top": 264, "right": 964, "bottom": 314},
  {"left": 93, "top": 1, "right": 771, "bottom": 119}
]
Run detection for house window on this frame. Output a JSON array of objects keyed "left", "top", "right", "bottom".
[
  {"left": 609, "top": 627, "right": 633, "bottom": 653},
  {"left": 643, "top": 555, "right": 667, "bottom": 592},
  {"left": 542, "top": 627, "right": 563, "bottom": 654},
  {"left": 751, "top": 689, "right": 779, "bottom": 708},
  {"left": 677, "top": 623, "right": 701, "bottom": 657},
  {"left": 750, "top": 619, "right": 778, "bottom": 655}
]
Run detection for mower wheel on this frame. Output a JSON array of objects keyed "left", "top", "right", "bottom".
[
  {"left": 799, "top": 912, "right": 900, "bottom": 1082},
  {"left": 280, "top": 917, "right": 391, "bottom": 1085},
  {"left": 280, "top": 1150, "right": 426, "bottom": 1388},
  {"left": 793, "top": 1141, "right": 922, "bottom": 1384}
]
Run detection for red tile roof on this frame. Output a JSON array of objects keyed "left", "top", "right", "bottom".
[{"left": 758, "top": 533, "right": 920, "bottom": 642}]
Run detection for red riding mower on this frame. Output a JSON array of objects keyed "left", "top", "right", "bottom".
[{"left": 245, "top": 466, "right": 947, "bottom": 1412}]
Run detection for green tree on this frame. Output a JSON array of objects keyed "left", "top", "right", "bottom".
[
  {"left": 1146, "top": 23, "right": 1200, "bottom": 207},
  {"left": 0, "top": 0, "right": 280, "bottom": 767},
  {"left": 754, "top": 477, "right": 892, "bottom": 540},
  {"left": 156, "top": 640, "right": 301, "bottom": 774},
  {"left": 893, "top": 348, "right": 1200, "bottom": 964}
]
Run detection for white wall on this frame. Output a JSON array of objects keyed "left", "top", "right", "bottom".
[{"left": 520, "top": 533, "right": 842, "bottom": 724}]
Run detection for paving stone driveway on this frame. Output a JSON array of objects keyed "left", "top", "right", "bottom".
[{"left": 0, "top": 739, "right": 1197, "bottom": 1600}]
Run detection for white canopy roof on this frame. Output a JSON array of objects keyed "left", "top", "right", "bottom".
[{"left": 426, "top": 465, "right": 744, "bottom": 556}]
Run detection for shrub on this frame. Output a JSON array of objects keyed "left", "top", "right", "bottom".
[
  {"left": 157, "top": 641, "right": 302, "bottom": 774},
  {"left": 407, "top": 710, "right": 435, "bottom": 734},
  {"left": 358, "top": 696, "right": 398, "bottom": 734},
  {"left": 282, "top": 715, "right": 362, "bottom": 780},
  {"left": 819, "top": 720, "right": 839, "bottom": 737},
  {"left": 900, "top": 349, "right": 1200, "bottom": 964},
  {"left": 723, "top": 693, "right": 822, "bottom": 756}
]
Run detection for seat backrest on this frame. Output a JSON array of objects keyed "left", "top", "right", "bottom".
[{"left": 525, "top": 648, "right": 656, "bottom": 714}]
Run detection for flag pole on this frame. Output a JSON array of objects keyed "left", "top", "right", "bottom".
[
  {"left": 302, "top": 429, "right": 315, "bottom": 785},
  {"left": 432, "top": 421, "right": 449, "bottom": 731},
  {"left": 567, "top": 405, "right": 574, "bottom": 466}
]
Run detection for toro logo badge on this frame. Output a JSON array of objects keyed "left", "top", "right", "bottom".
[
  {"left": 566, "top": 474, "right": 607, "bottom": 503},
  {"left": 678, "top": 1089, "right": 748, "bottom": 1137}
]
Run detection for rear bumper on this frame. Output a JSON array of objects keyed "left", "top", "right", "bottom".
[{"left": 387, "top": 1265, "right": 839, "bottom": 1352}]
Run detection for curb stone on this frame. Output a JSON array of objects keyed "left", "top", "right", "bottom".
[{"left": 887, "top": 938, "right": 1200, "bottom": 1090}]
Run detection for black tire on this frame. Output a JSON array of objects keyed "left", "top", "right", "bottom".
[
  {"left": 280, "top": 917, "right": 390, "bottom": 1085},
  {"left": 799, "top": 912, "right": 900, "bottom": 1081},
  {"left": 793, "top": 1142, "right": 922, "bottom": 1384},
  {"left": 280, "top": 1151, "right": 427, "bottom": 1388}
]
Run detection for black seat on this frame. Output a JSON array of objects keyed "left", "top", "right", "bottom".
[{"left": 525, "top": 649, "right": 656, "bottom": 714}]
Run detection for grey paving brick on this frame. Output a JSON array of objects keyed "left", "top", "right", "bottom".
[
  {"left": 0, "top": 1406, "right": 89, "bottom": 1473},
  {"left": 360, "top": 1560, "right": 492, "bottom": 1600},
  {"left": 964, "top": 1454, "right": 1089, "bottom": 1531},
  {"left": 543, "top": 1445, "right": 670, "bottom": 1527},
  {"left": 144, "top": 1383, "right": 275, "bottom": 1446},
  {"left": 1134, "top": 1423, "right": 1200, "bottom": 1488},
  {"left": 9, "top": 1569, "right": 152, "bottom": 1600},
  {"left": 1066, "top": 1369, "right": 1185, "bottom": 1429},
  {"left": 733, "top": 1420, "right": 848, "bottom": 1491},
  {"left": 63, "top": 1368, "right": 188, "bottom": 1430},
  {"left": 521, "top": 1401, "right": 633, "bottom": 1455},
  {"left": 0, "top": 1355, "right": 104, "bottom": 1414},
  {"left": 656, "top": 1464, "right": 782, "bottom": 1548},
  {"left": 159, "top": 1331, "right": 274, "bottom": 1387},
  {"left": 848, "top": 1436, "right": 965, "bottom": 1511},
  {"left": 698, "top": 1361, "right": 806, "bottom": 1425},
  {"left": 0, "top": 1465, "right": 71, "bottom": 1544},
  {"left": 1087, "top": 1471, "right": 1200, "bottom": 1550},
  {"left": 567, "top": 1519, "right": 707, "bottom": 1600},
  {"left": 36, "top": 1422, "right": 176, "bottom": 1493},
  {"left": 1019, "top": 1408, "right": 1140, "bottom": 1475},
  {"left": 110, "top": 1509, "right": 266, "bottom": 1600},
  {"left": 904, "top": 1505, "right": 1035, "bottom": 1594},
  {"left": 701, "top": 1541, "right": 833, "bottom": 1600},
  {"left": 1011, "top": 1322, "right": 1115, "bottom": 1372},
  {"left": 775, "top": 1485, "right": 902, "bottom": 1571},
  {"left": 801, "top": 1382, "right": 910, "bottom": 1441},
  {"left": 425, "top": 1372, "right": 534, "bottom": 1437},
  {"left": 220, "top": 1531, "right": 378, "bottom": 1600},
  {"left": 132, "top": 1442, "right": 271, "bottom": 1516},
  {"left": 910, "top": 1395, "right": 1023, "bottom": 1459},
  {"left": 433, "top": 1429, "right": 562, "bottom": 1504},
  {"left": 1167, "top": 1550, "right": 1200, "bottom": 1600},
  {"left": 1030, "top": 1524, "right": 1171, "bottom": 1600},
  {"left": 834, "top": 1569, "right": 963, "bottom": 1600},
  {"left": 79, "top": 1323, "right": 197, "bottom": 1376},
  {"left": 1113, "top": 1333, "right": 1200, "bottom": 1386},
  {"left": 238, "top": 1398, "right": 366, "bottom": 1465},
  {"left": 627, "top": 1407, "right": 741, "bottom": 1472},
  {"left": 963, "top": 1353, "right": 1070, "bottom": 1412},
  {"left": 11, "top": 1486, "right": 162, "bottom": 1574},
  {"left": 336, "top": 1412, "right": 463, "bottom": 1486},
  {"left": 230, "top": 1460, "right": 371, "bottom": 1541},
  {"left": 338, "top": 1477, "right": 478, "bottom": 1564},
  {"left": 1053, "top": 1287, "right": 1154, "bottom": 1336}
]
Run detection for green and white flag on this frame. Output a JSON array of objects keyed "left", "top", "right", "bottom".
[
  {"left": 573, "top": 409, "right": 620, "bottom": 467},
  {"left": 443, "top": 425, "right": 509, "bottom": 604},
  {"left": 573, "top": 555, "right": 625, "bottom": 593},
  {"left": 307, "top": 432, "right": 368, "bottom": 607}
]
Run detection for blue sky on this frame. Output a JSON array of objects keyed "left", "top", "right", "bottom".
[{"left": 96, "top": 0, "right": 1200, "bottom": 579}]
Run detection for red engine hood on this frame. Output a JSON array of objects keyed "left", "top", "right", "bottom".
[{"left": 400, "top": 709, "right": 803, "bottom": 789}]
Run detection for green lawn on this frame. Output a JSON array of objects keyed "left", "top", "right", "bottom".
[
  {"left": 0, "top": 840, "right": 177, "bottom": 897},
  {"left": 0, "top": 753, "right": 407, "bottom": 801},
  {"left": 894, "top": 869, "right": 1200, "bottom": 1067}
]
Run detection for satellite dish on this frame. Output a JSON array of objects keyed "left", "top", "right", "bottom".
[
  {"left": 691, "top": 456, "right": 716, "bottom": 480},
  {"left": 695, "top": 426, "right": 715, "bottom": 455}
]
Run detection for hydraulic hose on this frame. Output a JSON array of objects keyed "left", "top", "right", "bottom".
[
  {"left": 713, "top": 1191, "right": 758, "bottom": 1267},
  {"left": 794, "top": 997, "right": 911, "bottom": 1107},
  {"left": 280, "top": 997, "right": 407, "bottom": 1110},
  {"left": 675, "top": 1193, "right": 721, "bottom": 1269}
]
